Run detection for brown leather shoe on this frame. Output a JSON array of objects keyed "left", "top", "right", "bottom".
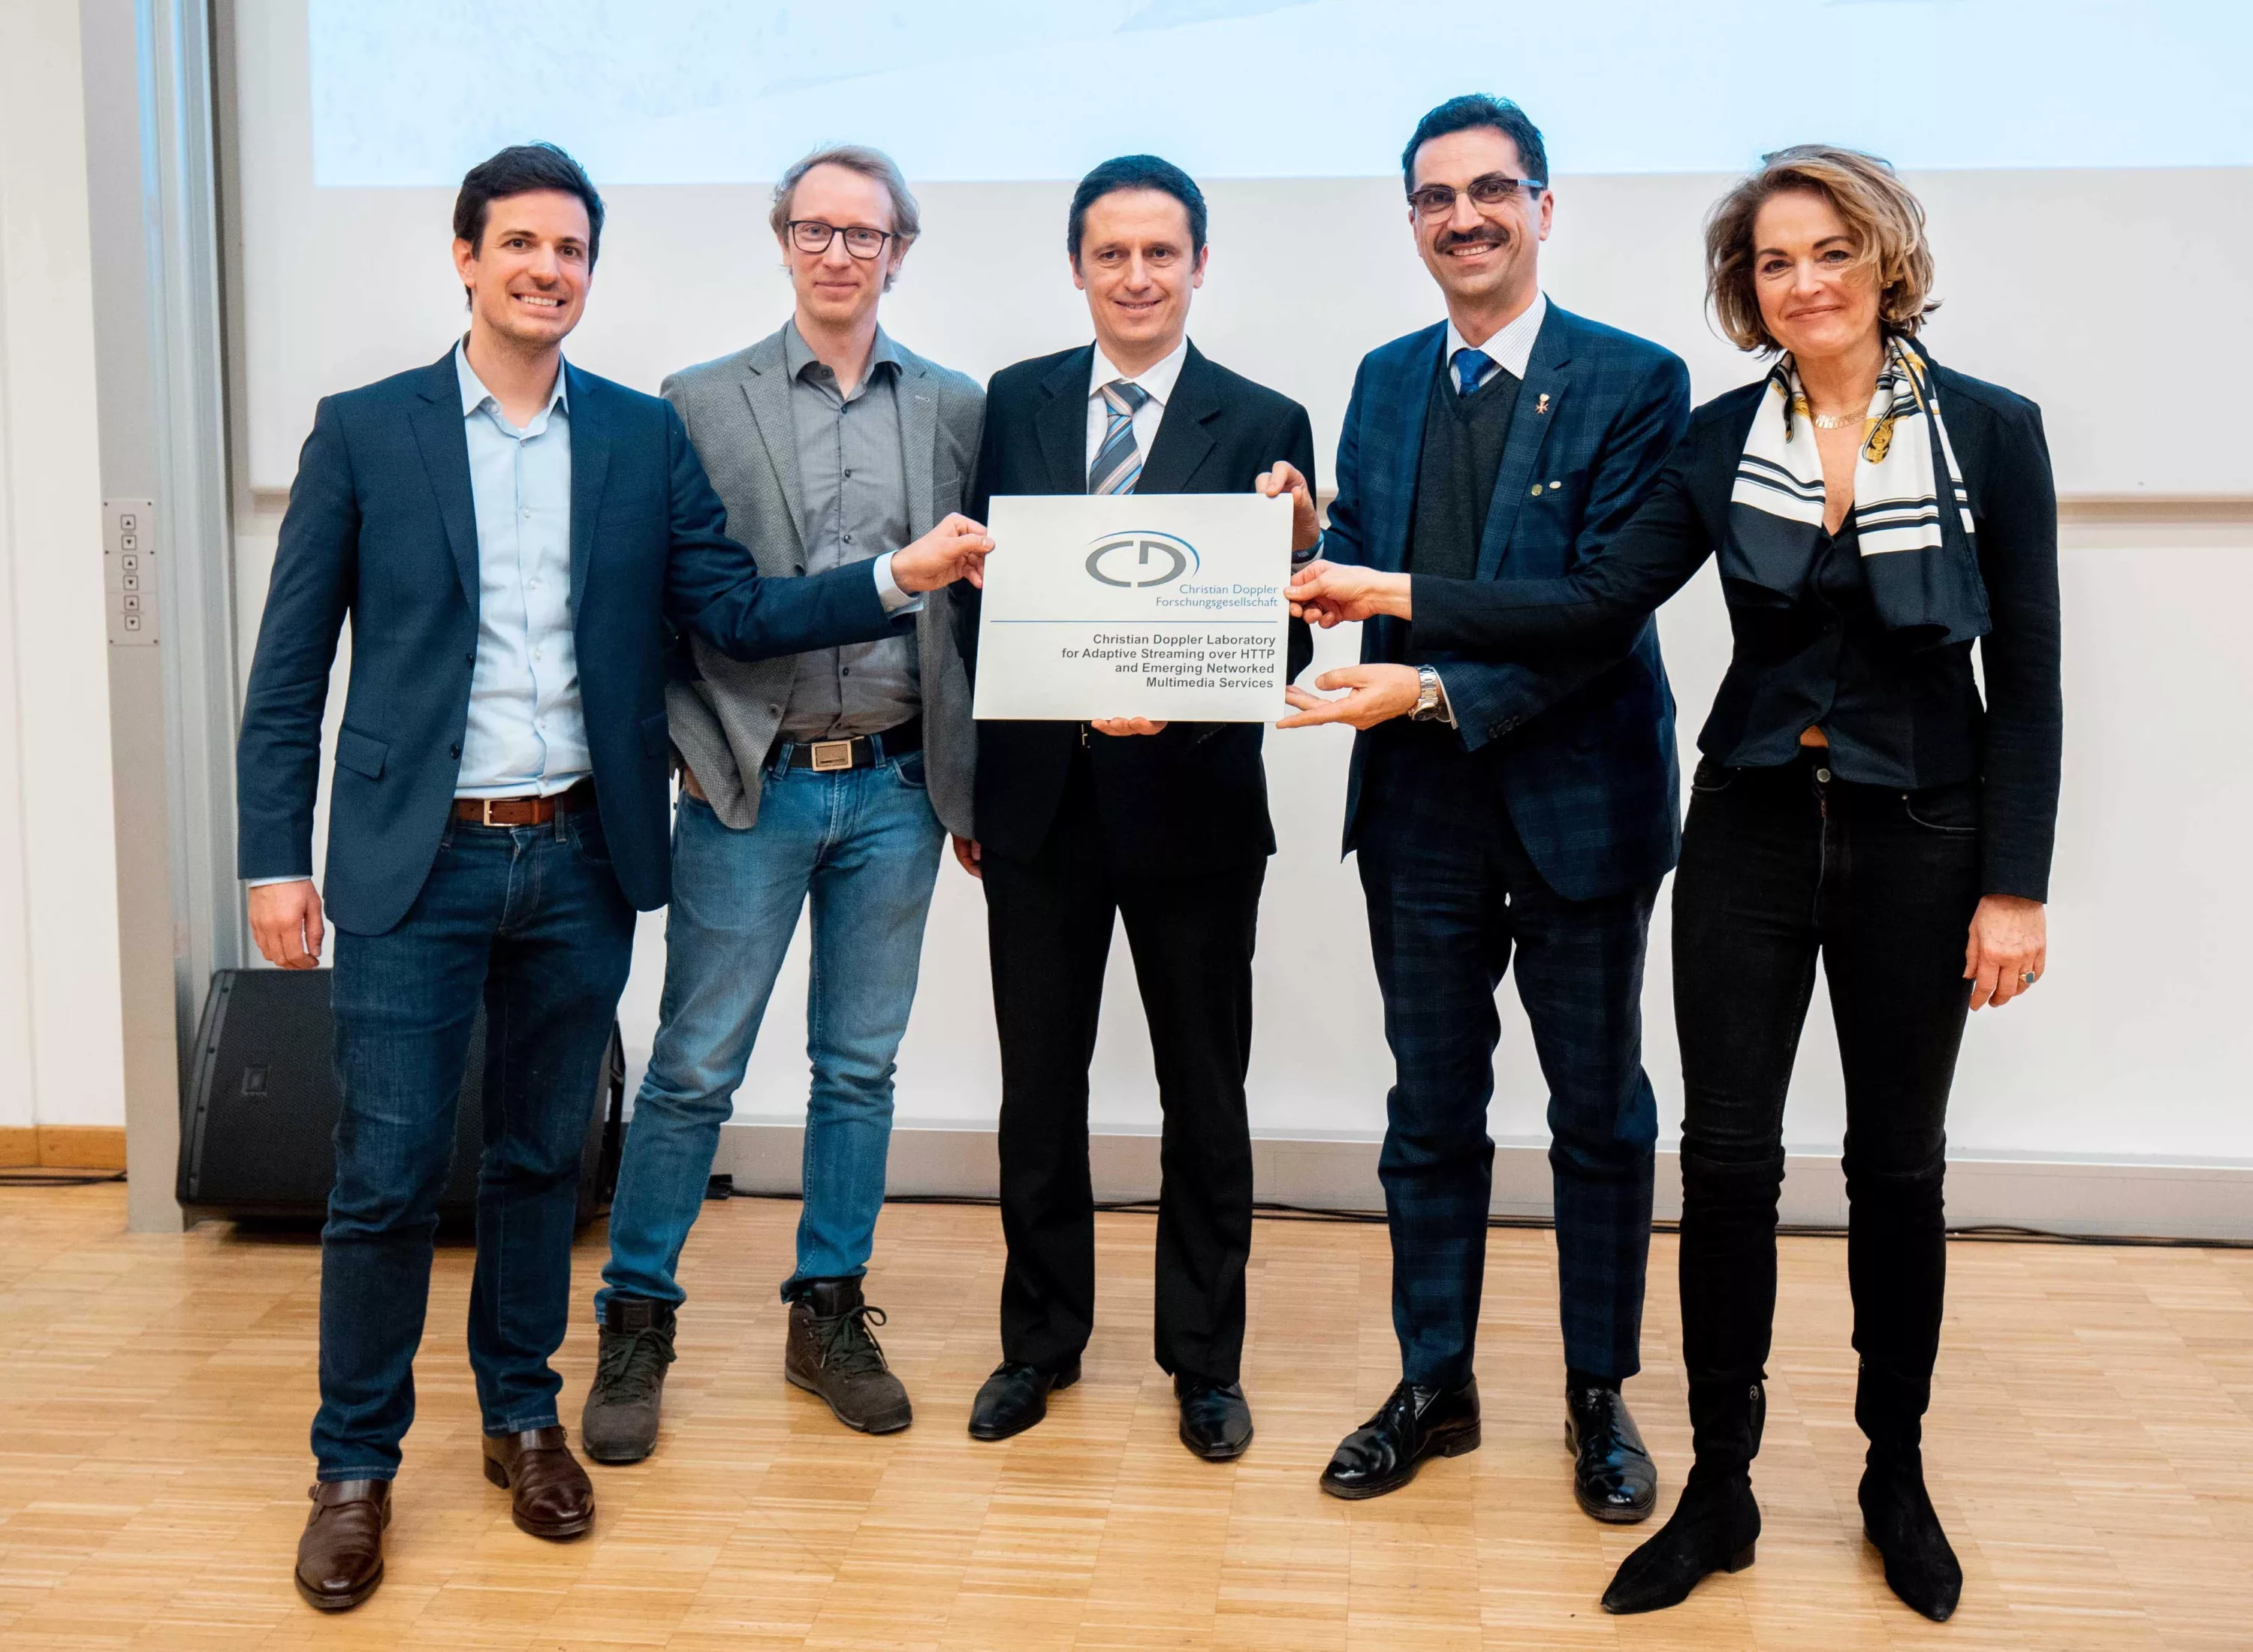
[
  {"left": 294, "top": 1479, "right": 390, "bottom": 1611},
  {"left": 481, "top": 1426, "right": 595, "bottom": 1539}
]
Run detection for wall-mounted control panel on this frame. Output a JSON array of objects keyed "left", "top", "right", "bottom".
[{"left": 103, "top": 498, "right": 158, "bottom": 646}]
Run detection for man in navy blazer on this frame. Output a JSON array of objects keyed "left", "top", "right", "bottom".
[
  {"left": 1266, "top": 98, "right": 1688, "bottom": 1512},
  {"left": 238, "top": 145, "right": 989, "bottom": 1613}
]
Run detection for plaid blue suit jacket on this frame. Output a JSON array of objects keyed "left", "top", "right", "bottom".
[{"left": 1322, "top": 303, "right": 1689, "bottom": 902}]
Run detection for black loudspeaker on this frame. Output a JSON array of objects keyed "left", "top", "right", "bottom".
[{"left": 178, "top": 967, "right": 624, "bottom": 1228}]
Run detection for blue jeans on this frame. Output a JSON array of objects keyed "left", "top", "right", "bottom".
[
  {"left": 597, "top": 742, "right": 943, "bottom": 1316},
  {"left": 314, "top": 806, "right": 635, "bottom": 1482}
]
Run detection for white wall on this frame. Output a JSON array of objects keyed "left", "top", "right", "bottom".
[{"left": 0, "top": 0, "right": 129, "bottom": 1129}]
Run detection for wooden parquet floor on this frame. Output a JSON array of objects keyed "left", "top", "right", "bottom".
[{"left": 0, "top": 1184, "right": 2248, "bottom": 1650}]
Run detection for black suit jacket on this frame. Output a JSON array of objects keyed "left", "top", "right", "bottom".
[{"left": 957, "top": 341, "right": 1316, "bottom": 877}]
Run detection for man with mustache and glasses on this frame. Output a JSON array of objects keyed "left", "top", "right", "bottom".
[
  {"left": 237, "top": 143, "right": 989, "bottom": 1612},
  {"left": 1261, "top": 96, "right": 1690, "bottom": 1515}
]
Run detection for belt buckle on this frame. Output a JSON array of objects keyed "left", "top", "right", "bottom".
[
  {"left": 809, "top": 738, "right": 855, "bottom": 773},
  {"left": 480, "top": 798, "right": 501, "bottom": 828}
]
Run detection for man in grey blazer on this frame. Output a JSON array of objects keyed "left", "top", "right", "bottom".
[{"left": 581, "top": 146, "right": 984, "bottom": 1458}]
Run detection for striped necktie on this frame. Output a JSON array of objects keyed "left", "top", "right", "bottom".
[{"left": 1088, "top": 380, "right": 1152, "bottom": 495}]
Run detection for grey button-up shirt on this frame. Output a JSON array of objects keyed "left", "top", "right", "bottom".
[{"left": 780, "top": 321, "right": 920, "bottom": 741}]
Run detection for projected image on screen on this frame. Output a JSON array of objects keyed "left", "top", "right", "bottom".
[{"left": 312, "top": 0, "right": 2248, "bottom": 185}]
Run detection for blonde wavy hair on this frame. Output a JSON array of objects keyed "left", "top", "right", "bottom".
[{"left": 1705, "top": 145, "right": 1938, "bottom": 354}]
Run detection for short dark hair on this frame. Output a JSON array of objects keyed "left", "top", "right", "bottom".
[
  {"left": 1067, "top": 155, "right": 1208, "bottom": 262},
  {"left": 453, "top": 143, "right": 606, "bottom": 267},
  {"left": 1400, "top": 95, "right": 1549, "bottom": 194}
]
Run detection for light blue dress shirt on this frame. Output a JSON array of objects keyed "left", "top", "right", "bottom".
[{"left": 455, "top": 343, "right": 590, "bottom": 798}]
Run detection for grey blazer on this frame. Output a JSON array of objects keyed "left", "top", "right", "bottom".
[{"left": 659, "top": 327, "right": 985, "bottom": 837}]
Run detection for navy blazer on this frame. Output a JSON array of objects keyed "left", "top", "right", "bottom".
[
  {"left": 1320, "top": 303, "right": 1691, "bottom": 902},
  {"left": 237, "top": 349, "right": 908, "bottom": 935}
]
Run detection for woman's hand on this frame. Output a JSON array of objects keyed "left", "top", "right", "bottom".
[
  {"left": 1965, "top": 894, "right": 2046, "bottom": 1010},
  {"left": 1285, "top": 561, "right": 1412, "bottom": 628},
  {"left": 1089, "top": 718, "right": 1168, "bottom": 737}
]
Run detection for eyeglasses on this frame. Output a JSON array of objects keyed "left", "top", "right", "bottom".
[
  {"left": 1407, "top": 173, "right": 1547, "bottom": 219},
  {"left": 787, "top": 219, "right": 895, "bottom": 259}
]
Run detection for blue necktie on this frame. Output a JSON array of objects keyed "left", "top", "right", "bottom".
[
  {"left": 1088, "top": 380, "right": 1152, "bottom": 495},
  {"left": 1453, "top": 347, "right": 1494, "bottom": 398}
]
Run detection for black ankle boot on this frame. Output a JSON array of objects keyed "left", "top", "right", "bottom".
[
  {"left": 1860, "top": 1447, "right": 1962, "bottom": 1621},
  {"left": 1855, "top": 1360, "right": 1962, "bottom": 1620},
  {"left": 1602, "top": 1379, "right": 1764, "bottom": 1615}
]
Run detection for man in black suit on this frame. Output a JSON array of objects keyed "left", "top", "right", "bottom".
[{"left": 952, "top": 155, "right": 1315, "bottom": 1461}]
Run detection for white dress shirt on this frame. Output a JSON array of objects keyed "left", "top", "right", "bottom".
[
  {"left": 1446, "top": 291, "right": 1548, "bottom": 390},
  {"left": 1084, "top": 335, "right": 1190, "bottom": 482}
]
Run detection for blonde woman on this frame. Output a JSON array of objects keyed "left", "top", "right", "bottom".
[{"left": 1285, "top": 146, "right": 2060, "bottom": 1620}]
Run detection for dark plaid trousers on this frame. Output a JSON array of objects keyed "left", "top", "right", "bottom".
[{"left": 1356, "top": 724, "right": 1659, "bottom": 1388}]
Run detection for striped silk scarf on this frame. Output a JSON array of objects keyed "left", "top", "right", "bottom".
[{"left": 1726, "top": 336, "right": 1989, "bottom": 647}]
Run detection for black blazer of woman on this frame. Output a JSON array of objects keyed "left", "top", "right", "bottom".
[{"left": 1411, "top": 353, "right": 2061, "bottom": 902}]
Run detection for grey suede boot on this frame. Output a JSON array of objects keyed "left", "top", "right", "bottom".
[
  {"left": 785, "top": 1278, "right": 912, "bottom": 1434},
  {"left": 580, "top": 1295, "right": 677, "bottom": 1464}
]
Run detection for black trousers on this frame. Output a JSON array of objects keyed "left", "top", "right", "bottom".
[
  {"left": 982, "top": 758, "right": 1262, "bottom": 1383},
  {"left": 1672, "top": 749, "right": 1981, "bottom": 1455}
]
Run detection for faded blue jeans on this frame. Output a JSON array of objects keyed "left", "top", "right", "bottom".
[{"left": 596, "top": 740, "right": 943, "bottom": 1316}]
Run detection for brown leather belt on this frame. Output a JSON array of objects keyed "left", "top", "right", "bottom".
[{"left": 453, "top": 778, "right": 596, "bottom": 827}]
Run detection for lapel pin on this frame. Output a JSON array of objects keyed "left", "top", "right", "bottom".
[{"left": 1535, "top": 393, "right": 1550, "bottom": 415}]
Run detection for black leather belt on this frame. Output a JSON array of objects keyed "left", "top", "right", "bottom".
[{"left": 773, "top": 718, "right": 923, "bottom": 772}]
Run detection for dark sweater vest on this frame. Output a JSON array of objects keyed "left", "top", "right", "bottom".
[{"left": 1406, "top": 354, "right": 1522, "bottom": 583}]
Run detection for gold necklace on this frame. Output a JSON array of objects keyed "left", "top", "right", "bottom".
[{"left": 1790, "top": 392, "right": 1868, "bottom": 432}]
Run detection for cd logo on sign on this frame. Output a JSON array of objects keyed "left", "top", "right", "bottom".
[{"left": 1084, "top": 531, "right": 1199, "bottom": 589}]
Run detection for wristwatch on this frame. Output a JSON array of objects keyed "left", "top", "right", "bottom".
[{"left": 1410, "top": 665, "right": 1446, "bottom": 722}]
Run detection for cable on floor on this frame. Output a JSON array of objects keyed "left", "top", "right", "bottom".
[{"left": 709, "top": 1183, "right": 2253, "bottom": 1252}]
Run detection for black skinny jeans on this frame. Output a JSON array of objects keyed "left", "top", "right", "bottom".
[{"left": 1672, "top": 748, "right": 1981, "bottom": 1460}]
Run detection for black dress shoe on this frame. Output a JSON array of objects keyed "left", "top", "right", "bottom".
[
  {"left": 967, "top": 1358, "right": 1081, "bottom": 1441},
  {"left": 1566, "top": 1383, "right": 1657, "bottom": 1522},
  {"left": 1175, "top": 1376, "right": 1253, "bottom": 1461},
  {"left": 1860, "top": 1449, "right": 1962, "bottom": 1621},
  {"left": 1601, "top": 1473, "right": 1760, "bottom": 1614},
  {"left": 1318, "top": 1376, "right": 1480, "bottom": 1500}
]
